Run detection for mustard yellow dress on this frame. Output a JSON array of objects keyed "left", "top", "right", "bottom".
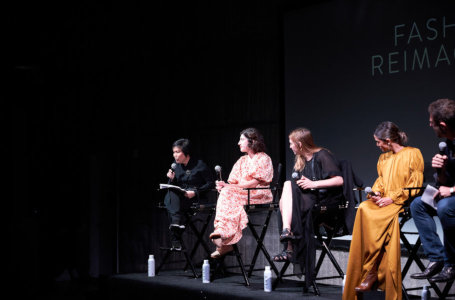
[{"left": 343, "top": 147, "right": 424, "bottom": 300}]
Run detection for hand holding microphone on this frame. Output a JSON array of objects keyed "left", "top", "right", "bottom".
[
  {"left": 433, "top": 141, "right": 448, "bottom": 170},
  {"left": 364, "top": 186, "right": 379, "bottom": 198},
  {"left": 296, "top": 175, "right": 317, "bottom": 190},
  {"left": 167, "top": 163, "right": 177, "bottom": 183},
  {"left": 215, "top": 165, "right": 223, "bottom": 181},
  {"left": 364, "top": 186, "right": 391, "bottom": 207}
]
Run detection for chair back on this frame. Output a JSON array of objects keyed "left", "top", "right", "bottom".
[{"left": 271, "top": 163, "right": 283, "bottom": 203}]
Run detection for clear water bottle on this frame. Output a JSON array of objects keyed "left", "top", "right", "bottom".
[
  {"left": 202, "top": 259, "right": 210, "bottom": 283},
  {"left": 148, "top": 255, "right": 155, "bottom": 277},
  {"left": 421, "top": 285, "right": 430, "bottom": 300},
  {"left": 264, "top": 265, "right": 272, "bottom": 292}
]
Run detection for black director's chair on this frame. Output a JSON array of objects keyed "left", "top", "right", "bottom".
[
  {"left": 183, "top": 202, "right": 216, "bottom": 271},
  {"left": 243, "top": 163, "right": 283, "bottom": 278},
  {"left": 273, "top": 160, "right": 363, "bottom": 296},
  {"left": 399, "top": 186, "right": 452, "bottom": 299},
  {"left": 208, "top": 186, "right": 250, "bottom": 286},
  {"left": 155, "top": 188, "right": 217, "bottom": 278},
  {"left": 155, "top": 201, "right": 199, "bottom": 278}
]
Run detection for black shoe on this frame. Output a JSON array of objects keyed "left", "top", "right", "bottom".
[
  {"left": 410, "top": 261, "right": 444, "bottom": 279},
  {"left": 279, "top": 228, "right": 295, "bottom": 242},
  {"left": 169, "top": 224, "right": 185, "bottom": 230},
  {"left": 429, "top": 266, "right": 455, "bottom": 282},
  {"left": 171, "top": 240, "right": 182, "bottom": 251}
]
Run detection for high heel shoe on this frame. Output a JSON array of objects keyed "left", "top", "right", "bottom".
[{"left": 354, "top": 270, "right": 378, "bottom": 292}]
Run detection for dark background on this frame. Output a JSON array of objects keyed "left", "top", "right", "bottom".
[
  {"left": 9, "top": 0, "right": 454, "bottom": 297},
  {"left": 284, "top": 0, "right": 455, "bottom": 183}
]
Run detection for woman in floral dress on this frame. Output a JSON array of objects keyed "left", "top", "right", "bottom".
[{"left": 209, "top": 128, "right": 274, "bottom": 258}]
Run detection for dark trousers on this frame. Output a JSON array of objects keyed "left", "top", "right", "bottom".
[{"left": 164, "top": 190, "right": 192, "bottom": 242}]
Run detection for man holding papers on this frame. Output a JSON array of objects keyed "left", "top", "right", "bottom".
[{"left": 410, "top": 98, "right": 455, "bottom": 282}]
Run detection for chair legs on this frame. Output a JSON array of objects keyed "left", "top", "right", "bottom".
[
  {"left": 156, "top": 237, "right": 199, "bottom": 278},
  {"left": 211, "top": 244, "right": 250, "bottom": 286}
]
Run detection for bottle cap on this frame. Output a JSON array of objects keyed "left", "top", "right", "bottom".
[
  {"left": 149, "top": 254, "right": 154, "bottom": 259},
  {"left": 265, "top": 266, "right": 271, "bottom": 270},
  {"left": 204, "top": 259, "right": 209, "bottom": 264}
]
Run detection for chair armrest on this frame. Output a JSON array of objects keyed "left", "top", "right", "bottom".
[{"left": 243, "top": 187, "right": 272, "bottom": 191}]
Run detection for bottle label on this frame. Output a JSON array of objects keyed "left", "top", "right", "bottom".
[
  {"left": 203, "top": 264, "right": 210, "bottom": 283},
  {"left": 264, "top": 271, "right": 272, "bottom": 292}
]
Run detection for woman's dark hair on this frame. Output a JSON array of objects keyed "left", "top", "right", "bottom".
[
  {"left": 374, "top": 121, "right": 408, "bottom": 146},
  {"left": 240, "top": 128, "right": 266, "bottom": 153},
  {"left": 172, "top": 138, "right": 191, "bottom": 156}
]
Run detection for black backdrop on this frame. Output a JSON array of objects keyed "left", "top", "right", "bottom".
[
  {"left": 10, "top": 0, "right": 292, "bottom": 295},
  {"left": 9, "top": 0, "right": 454, "bottom": 296}
]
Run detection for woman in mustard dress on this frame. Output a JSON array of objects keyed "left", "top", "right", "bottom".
[{"left": 343, "top": 121, "right": 424, "bottom": 300}]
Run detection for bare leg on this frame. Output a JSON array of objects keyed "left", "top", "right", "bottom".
[
  {"left": 280, "top": 181, "right": 293, "bottom": 230},
  {"left": 212, "top": 238, "right": 222, "bottom": 248}
]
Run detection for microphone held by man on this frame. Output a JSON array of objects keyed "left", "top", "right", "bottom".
[{"left": 167, "top": 162, "right": 177, "bottom": 184}]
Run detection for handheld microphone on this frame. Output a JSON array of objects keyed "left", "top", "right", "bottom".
[
  {"left": 436, "top": 141, "right": 448, "bottom": 175},
  {"left": 215, "top": 165, "right": 222, "bottom": 181},
  {"left": 439, "top": 141, "right": 447, "bottom": 155},
  {"left": 292, "top": 172, "right": 299, "bottom": 180},
  {"left": 168, "top": 163, "right": 177, "bottom": 184},
  {"left": 364, "top": 186, "right": 377, "bottom": 197}
]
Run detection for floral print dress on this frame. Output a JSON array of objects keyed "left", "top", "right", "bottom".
[{"left": 213, "top": 152, "right": 274, "bottom": 245}]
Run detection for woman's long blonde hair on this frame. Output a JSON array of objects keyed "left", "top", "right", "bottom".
[{"left": 289, "top": 128, "right": 322, "bottom": 171}]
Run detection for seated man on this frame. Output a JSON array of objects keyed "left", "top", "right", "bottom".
[{"left": 410, "top": 98, "right": 455, "bottom": 282}]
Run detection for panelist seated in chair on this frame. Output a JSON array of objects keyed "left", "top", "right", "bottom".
[
  {"left": 343, "top": 121, "right": 424, "bottom": 300},
  {"left": 410, "top": 98, "right": 455, "bottom": 283},
  {"left": 164, "top": 138, "right": 215, "bottom": 250},
  {"left": 274, "top": 127, "right": 344, "bottom": 290},
  {"left": 210, "top": 128, "right": 274, "bottom": 258}
]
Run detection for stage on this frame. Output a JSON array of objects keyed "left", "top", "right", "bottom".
[
  {"left": 104, "top": 270, "right": 343, "bottom": 300},
  {"left": 101, "top": 269, "right": 437, "bottom": 300}
]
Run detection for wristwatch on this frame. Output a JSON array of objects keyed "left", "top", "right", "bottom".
[{"left": 450, "top": 187, "right": 454, "bottom": 194}]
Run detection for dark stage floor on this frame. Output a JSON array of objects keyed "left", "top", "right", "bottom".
[
  {"left": 32, "top": 270, "right": 434, "bottom": 300},
  {"left": 104, "top": 270, "right": 435, "bottom": 300},
  {"left": 105, "top": 270, "right": 344, "bottom": 300}
]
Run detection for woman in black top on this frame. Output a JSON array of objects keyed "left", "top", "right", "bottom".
[
  {"left": 165, "top": 139, "right": 215, "bottom": 250},
  {"left": 274, "top": 128, "right": 344, "bottom": 290}
]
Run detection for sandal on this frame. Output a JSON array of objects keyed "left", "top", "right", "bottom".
[
  {"left": 279, "top": 228, "right": 295, "bottom": 242},
  {"left": 273, "top": 249, "right": 293, "bottom": 262},
  {"left": 211, "top": 245, "right": 233, "bottom": 258}
]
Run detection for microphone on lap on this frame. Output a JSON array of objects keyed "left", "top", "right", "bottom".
[
  {"left": 292, "top": 172, "right": 299, "bottom": 180},
  {"left": 168, "top": 163, "right": 177, "bottom": 184},
  {"left": 364, "top": 186, "right": 377, "bottom": 198}
]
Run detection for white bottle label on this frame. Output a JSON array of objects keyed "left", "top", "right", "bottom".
[
  {"left": 148, "top": 259, "right": 155, "bottom": 277},
  {"left": 264, "top": 270, "right": 272, "bottom": 292},
  {"left": 202, "top": 262, "right": 210, "bottom": 283}
]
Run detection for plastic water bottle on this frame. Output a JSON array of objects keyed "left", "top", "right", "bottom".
[
  {"left": 342, "top": 274, "right": 346, "bottom": 293},
  {"left": 421, "top": 285, "right": 430, "bottom": 300},
  {"left": 148, "top": 255, "right": 155, "bottom": 277},
  {"left": 202, "top": 259, "right": 210, "bottom": 283},
  {"left": 264, "top": 266, "right": 272, "bottom": 292}
]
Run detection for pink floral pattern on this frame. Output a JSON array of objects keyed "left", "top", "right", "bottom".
[{"left": 213, "top": 152, "right": 273, "bottom": 245}]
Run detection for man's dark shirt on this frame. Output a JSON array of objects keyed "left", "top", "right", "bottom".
[{"left": 171, "top": 158, "right": 215, "bottom": 199}]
